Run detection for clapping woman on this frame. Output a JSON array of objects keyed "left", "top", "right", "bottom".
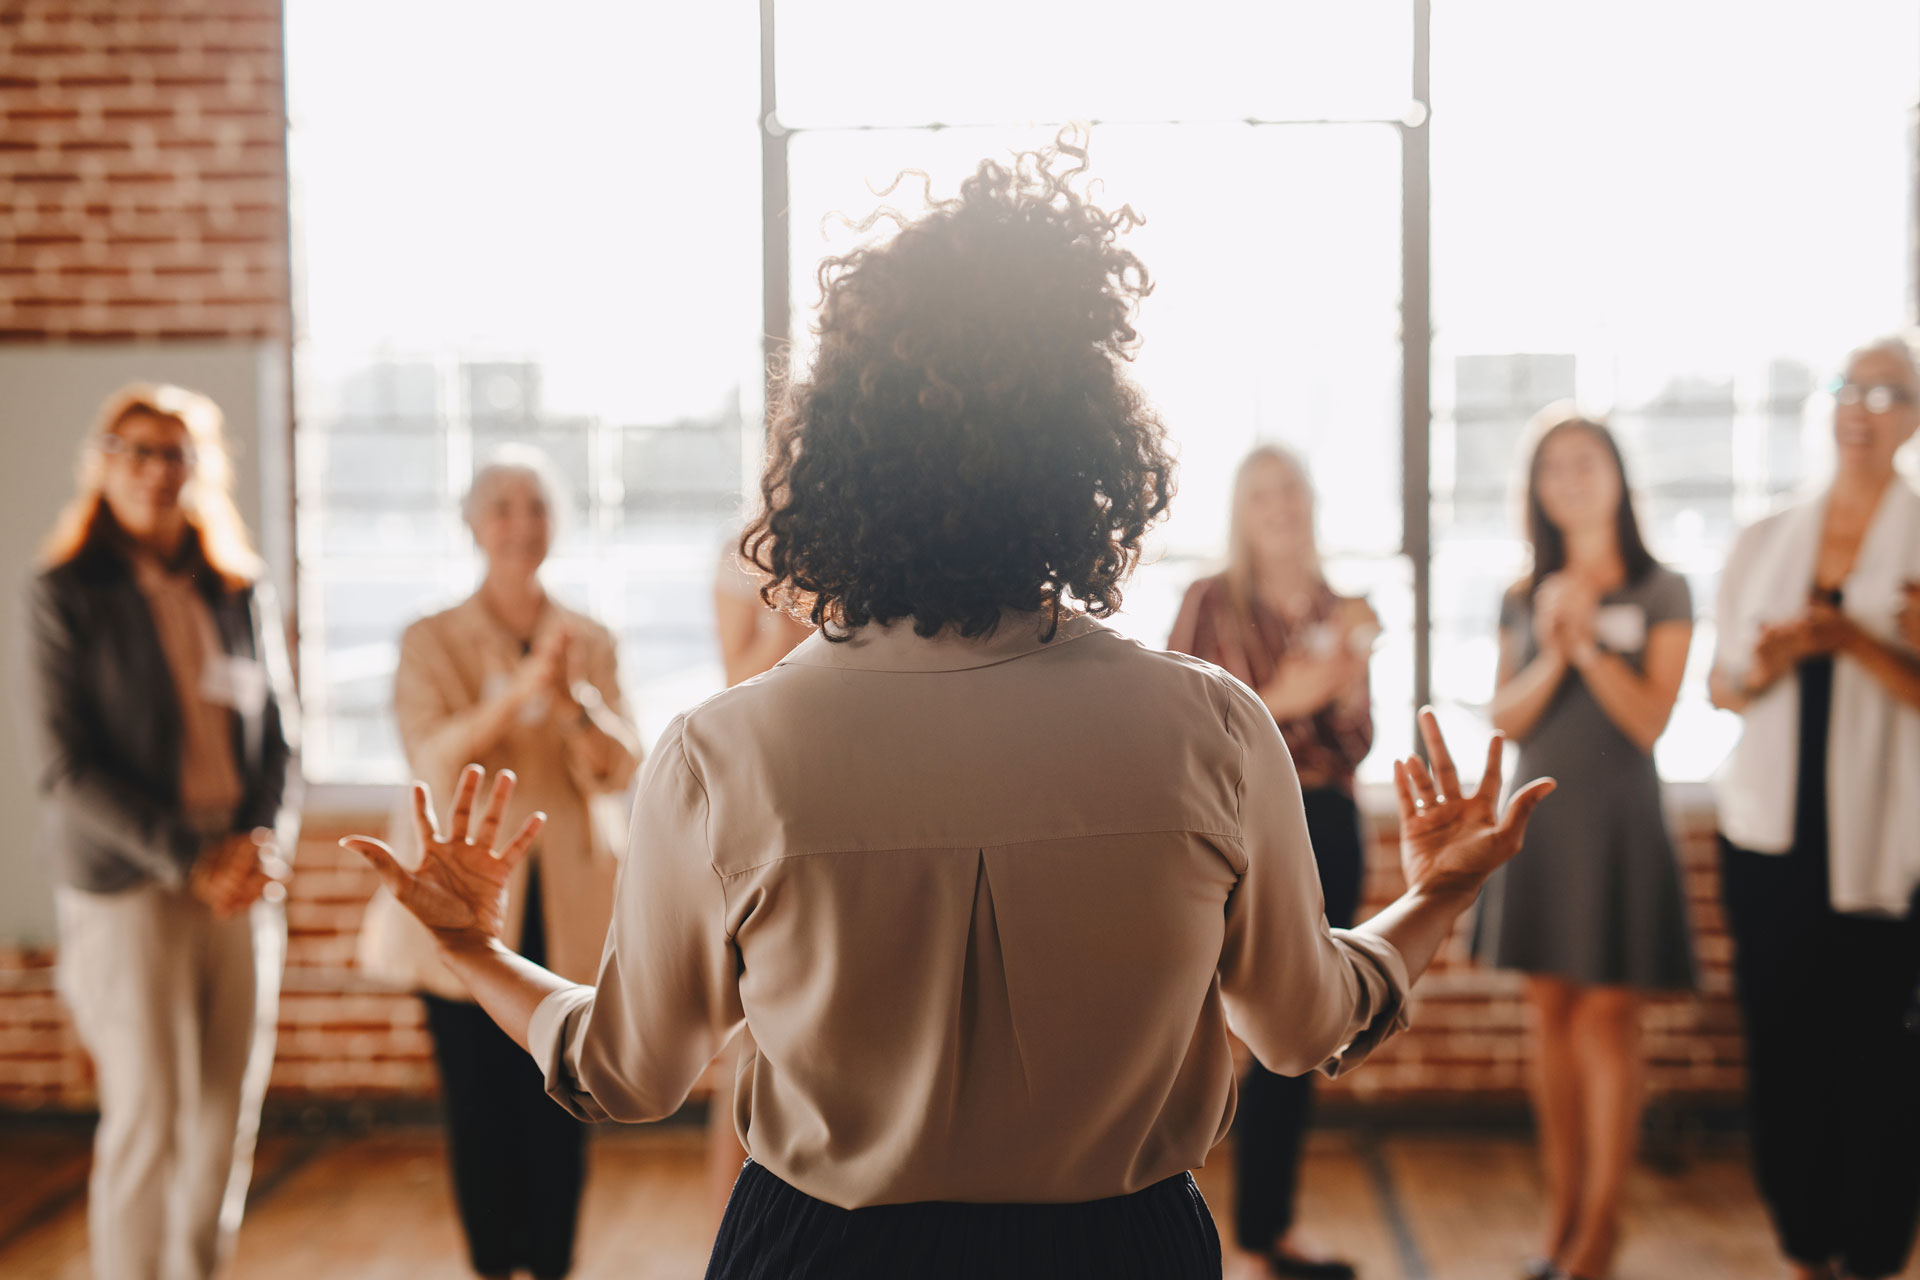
[
  {"left": 1168, "top": 444, "right": 1377, "bottom": 1280},
  {"left": 381, "top": 449, "right": 641, "bottom": 1280},
  {"left": 1709, "top": 338, "right": 1920, "bottom": 1280},
  {"left": 1477, "top": 408, "right": 1696, "bottom": 1280}
]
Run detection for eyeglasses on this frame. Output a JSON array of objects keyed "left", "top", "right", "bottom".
[
  {"left": 98, "top": 435, "right": 197, "bottom": 470},
  {"left": 1827, "top": 378, "right": 1915, "bottom": 413}
]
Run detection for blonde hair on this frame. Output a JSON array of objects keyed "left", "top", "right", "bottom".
[
  {"left": 1223, "top": 443, "right": 1323, "bottom": 625},
  {"left": 39, "top": 383, "right": 259, "bottom": 590}
]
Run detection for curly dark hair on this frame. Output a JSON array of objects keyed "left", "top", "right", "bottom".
[{"left": 743, "top": 136, "right": 1175, "bottom": 641}]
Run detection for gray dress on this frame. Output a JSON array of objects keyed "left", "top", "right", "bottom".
[{"left": 1473, "top": 567, "right": 1698, "bottom": 990}]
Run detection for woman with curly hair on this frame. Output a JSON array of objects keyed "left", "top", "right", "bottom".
[{"left": 345, "top": 141, "right": 1553, "bottom": 1279}]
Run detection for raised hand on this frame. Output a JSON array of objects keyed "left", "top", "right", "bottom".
[
  {"left": 1392, "top": 708, "right": 1555, "bottom": 898},
  {"left": 342, "top": 765, "right": 546, "bottom": 950}
]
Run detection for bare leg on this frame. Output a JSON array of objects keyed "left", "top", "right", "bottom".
[
  {"left": 1525, "top": 975, "right": 1586, "bottom": 1268},
  {"left": 1560, "top": 986, "right": 1643, "bottom": 1278}
]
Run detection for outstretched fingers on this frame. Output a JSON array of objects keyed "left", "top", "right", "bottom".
[
  {"left": 1477, "top": 733, "right": 1506, "bottom": 808},
  {"left": 446, "top": 764, "right": 484, "bottom": 844},
  {"left": 1416, "top": 707, "right": 1460, "bottom": 801},
  {"left": 1496, "top": 776, "right": 1558, "bottom": 843},
  {"left": 411, "top": 781, "right": 439, "bottom": 852},
  {"left": 341, "top": 836, "right": 410, "bottom": 895},
  {"left": 1404, "top": 753, "right": 1439, "bottom": 809},
  {"left": 1392, "top": 759, "right": 1419, "bottom": 823},
  {"left": 495, "top": 811, "right": 547, "bottom": 874},
  {"left": 471, "top": 769, "right": 517, "bottom": 851}
]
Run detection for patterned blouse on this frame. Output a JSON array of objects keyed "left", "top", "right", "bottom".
[{"left": 1167, "top": 574, "right": 1375, "bottom": 792}]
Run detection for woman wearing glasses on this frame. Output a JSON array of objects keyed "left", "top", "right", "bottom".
[
  {"left": 343, "top": 141, "right": 1553, "bottom": 1278},
  {"left": 28, "top": 384, "right": 299, "bottom": 1280},
  {"left": 1710, "top": 338, "right": 1920, "bottom": 1280}
]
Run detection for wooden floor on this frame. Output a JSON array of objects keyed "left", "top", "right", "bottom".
[{"left": 2, "top": 1124, "right": 1915, "bottom": 1279}]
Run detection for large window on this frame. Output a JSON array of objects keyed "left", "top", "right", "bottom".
[
  {"left": 777, "top": 0, "right": 1420, "bottom": 777},
  {"left": 285, "top": 2, "right": 1918, "bottom": 791},
  {"left": 1427, "top": 0, "right": 1920, "bottom": 781},
  {"left": 286, "top": 3, "right": 761, "bottom": 781}
]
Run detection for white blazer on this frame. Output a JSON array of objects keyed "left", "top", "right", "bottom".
[{"left": 1712, "top": 478, "right": 1920, "bottom": 916}]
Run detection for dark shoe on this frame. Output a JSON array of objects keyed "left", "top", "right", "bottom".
[
  {"left": 1521, "top": 1260, "right": 1556, "bottom": 1280},
  {"left": 1267, "top": 1252, "right": 1358, "bottom": 1280}
]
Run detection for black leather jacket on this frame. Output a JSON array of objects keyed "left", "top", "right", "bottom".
[{"left": 27, "top": 535, "right": 301, "bottom": 894}]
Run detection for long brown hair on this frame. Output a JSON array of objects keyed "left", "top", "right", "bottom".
[
  {"left": 40, "top": 383, "right": 259, "bottom": 591},
  {"left": 1224, "top": 443, "right": 1324, "bottom": 627},
  {"left": 1521, "top": 404, "right": 1655, "bottom": 597}
]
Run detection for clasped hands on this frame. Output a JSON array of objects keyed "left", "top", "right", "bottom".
[
  {"left": 507, "top": 624, "right": 601, "bottom": 731},
  {"left": 1258, "top": 598, "right": 1380, "bottom": 721},
  {"left": 1532, "top": 572, "right": 1603, "bottom": 668},
  {"left": 1743, "top": 595, "right": 1866, "bottom": 696},
  {"left": 188, "top": 828, "right": 289, "bottom": 919}
]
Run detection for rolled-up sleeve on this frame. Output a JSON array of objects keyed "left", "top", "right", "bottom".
[
  {"left": 528, "top": 713, "right": 743, "bottom": 1122},
  {"left": 1215, "top": 679, "right": 1411, "bottom": 1078}
]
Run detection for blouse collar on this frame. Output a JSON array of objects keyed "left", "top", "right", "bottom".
[{"left": 780, "top": 609, "right": 1104, "bottom": 673}]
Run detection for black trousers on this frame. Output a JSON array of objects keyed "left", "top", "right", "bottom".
[
  {"left": 1720, "top": 836, "right": 1920, "bottom": 1279},
  {"left": 705, "top": 1159, "right": 1221, "bottom": 1279},
  {"left": 1233, "top": 787, "right": 1366, "bottom": 1254},
  {"left": 421, "top": 864, "right": 587, "bottom": 1278}
]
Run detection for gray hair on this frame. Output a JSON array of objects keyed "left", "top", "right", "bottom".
[
  {"left": 1846, "top": 333, "right": 1920, "bottom": 389},
  {"left": 462, "top": 444, "right": 570, "bottom": 535}
]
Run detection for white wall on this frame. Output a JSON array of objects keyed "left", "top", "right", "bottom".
[{"left": 0, "top": 342, "right": 291, "bottom": 945}]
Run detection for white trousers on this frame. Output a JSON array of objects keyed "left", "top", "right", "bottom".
[{"left": 55, "top": 885, "right": 284, "bottom": 1280}]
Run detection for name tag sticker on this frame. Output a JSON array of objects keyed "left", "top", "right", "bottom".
[
  {"left": 200, "top": 655, "right": 268, "bottom": 712},
  {"left": 1594, "top": 604, "right": 1648, "bottom": 653}
]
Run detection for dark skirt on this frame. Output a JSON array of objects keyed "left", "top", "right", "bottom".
[
  {"left": 705, "top": 1160, "right": 1222, "bottom": 1280},
  {"left": 421, "top": 862, "right": 587, "bottom": 1278}
]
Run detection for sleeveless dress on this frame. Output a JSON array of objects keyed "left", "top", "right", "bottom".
[{"left": 1473, "top": 567, "right": 1698, "bottom": 990}]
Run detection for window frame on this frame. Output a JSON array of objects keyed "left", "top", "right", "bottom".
[{"left": 294, "top": 0, "right": 1920, "bottom": 805}]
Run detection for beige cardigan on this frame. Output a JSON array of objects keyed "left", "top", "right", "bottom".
[{"left": 370, "top": 594, "right": 640, "bottom": 996}]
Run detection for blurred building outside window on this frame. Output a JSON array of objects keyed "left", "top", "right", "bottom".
[{"left": 286, "top": 0, "right": 1918, "bottom": 791}]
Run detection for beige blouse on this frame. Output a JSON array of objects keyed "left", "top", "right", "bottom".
[
  {"left": 129, "top": 553, "right": 245, "bottom": 822},
  {"left": 394, "top": 594, "right": 641, "bottom": 989},
  {"left": 528, "top": 612, "right": 1410, "bottom": 1208}
]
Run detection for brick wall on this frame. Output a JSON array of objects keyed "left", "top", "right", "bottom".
[
  {"left": 0, "top": 2, "right": 1746, "bottom": 1120},
  {"left": 0, "top": 0, "right": 290, "bottom": 341},
  {"left": 0, "top": 808, "right": 1745, "bottom": 1116},
  {"left": 1320, "top": 810, "right": 1741, "bottom": 1106}
]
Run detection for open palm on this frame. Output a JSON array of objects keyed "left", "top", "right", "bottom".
[
  {"left": 1393, "top": 709, "right": 1555, "bottom": 897},
  {"left": 343, "top": 765, "right": 546, "bottom": 949}
]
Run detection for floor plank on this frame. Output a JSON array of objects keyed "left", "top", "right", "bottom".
[{"left": 3, "top": 1125, "right": 1916, "bottom": 1278}]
